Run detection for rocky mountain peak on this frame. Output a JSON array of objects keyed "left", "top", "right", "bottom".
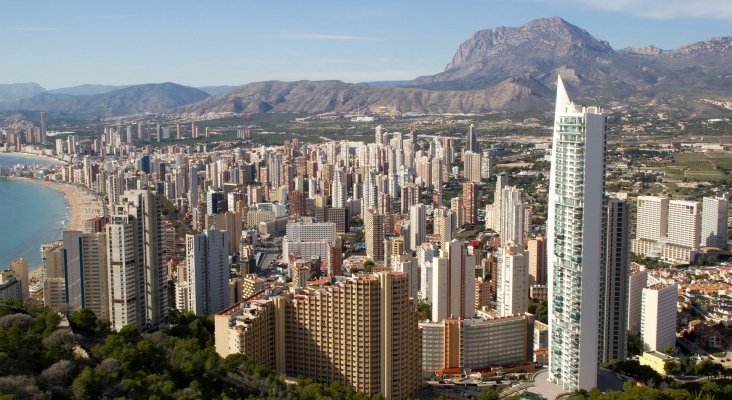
[{"left": 445, "top": 17, "right": 612, "bottom": 70}]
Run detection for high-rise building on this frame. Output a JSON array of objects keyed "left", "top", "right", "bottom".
[
  {"left": 491, "top": 173, "right": 509, "bottom": 232},
  {"left": 431, "top": 240, "right": 475, "bottom": 321},
  {"left": 547, "top": 76, "right": 606, "bottom": 391},
  {"left": 466, "top": 123, "right": 479, "bottom": 153},
  {"left": 214, "top": 272, "right": 422, "bottom": 400},
  {"left": 63, "top": 231, "right": 109, "bottom": 319},
  {"left": 641, "top": 283, "right": 678, "bottom": 352},
  {"left": 107, "top": 190, "right": 167, "bottom": 331},
  {"left": 463, "top": 182, "right": 477, "bottom": 225},
  {"left": 499, "top": 186, "right": 525, "bottom": 246},
  {"left": 433, "top": 207, "right": 456, "bottom": 245},
  {"left": 701, "top": 194, "right": 728, "bottom": 248},
  {"left": 288, "top": 190, "right": 306, "bottom": 216},
  {"left": 481, "top": 151, "right": 493, "bottom": 180},
  {"left": 496, "top": 244, "right": 529, "bottom": 317},
  {"left": 331, "top": 170, "right": 346, "bottom": 208},
  {"left": 42, "top": 241, "right": 67, "bottom": 312},
  {"left": 527, "top": 236, "right": 547, "bottom": 285},
  {"left": 632, "top": 196, "right": 701, "bottom": 264},
  {"left": 599, "top": 198, "right": 630, "bottom": 363},
  {"left": 207, "top": 190, "right": 226, "bottom": 215},
  {"left": 365, "top": 209, "right": 386, "bottom": 262},
  {"left": 409, "top": 203, "right": 426, "bottom": 251},
  {"left": 627, "top": 263, "right": 648, "bottom": 335},
  {"left": 421, "top": 314, "right": 534, "bottom": 374},
  {"left": 401, "top": 184, "right": 421, "bottom": 214},
  {"left": 463, "top": 151, "right": 482, "bottom": 183},
  {"left": 182, "top": 229, "right": 230, "bottom": 315},
  {"left": 282, "top": 221, "right": 341, "bottom": 275},
  {"left": 636, "top": 196, "right": 669, "bottom": 241},
  {"left": 667, "top": 200, "right": 701, "bottom": 249},
  {"left": 39, "top": 111, "right": 47, "bottom": 144},
  {"left": 450, "top": 197, "right": 465, "bottom": 228}
]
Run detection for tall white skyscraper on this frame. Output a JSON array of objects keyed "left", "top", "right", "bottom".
[
  {"left": 701, "top": 194, "right": 728, "bottom": 248},
  {"left": 183, "top": 229, "right": 230, "bottom": 315},
  {"left": 547, "top": 76, "right": 606, "bottom": 391},
  {"left": 409, "top": 203, "right": 426, "bottom": 251}
]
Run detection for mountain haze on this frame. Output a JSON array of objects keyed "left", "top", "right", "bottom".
[
  {"left": 0, "top": 83, "right": 46, "bottom": 103},
  {"left": 6, "top": 83, "right": 209, "bottom": 117}
]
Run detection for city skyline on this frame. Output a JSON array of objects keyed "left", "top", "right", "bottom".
[{"left": 3, "top": 0, "right": 732, "bottom": 88}]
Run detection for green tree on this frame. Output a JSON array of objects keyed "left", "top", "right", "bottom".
[{"left": 628, "top": 332, "right": 644, "bottom": 356}]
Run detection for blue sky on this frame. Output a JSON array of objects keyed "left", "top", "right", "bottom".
[{"left": 3, "top": 0, "right": 731, "bottom": 89}]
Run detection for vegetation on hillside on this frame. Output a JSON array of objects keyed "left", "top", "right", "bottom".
[{"left": 0, "top": 300, "right": 382, "bottom": 400}]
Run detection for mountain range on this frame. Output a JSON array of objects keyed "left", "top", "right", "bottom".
[{"left": 2, "top": 17, "right": 732, "bottom": 118}]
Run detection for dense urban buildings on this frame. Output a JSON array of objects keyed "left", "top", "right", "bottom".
[{"left": 5, "top": 73, "right": 728, "bottom": 399}]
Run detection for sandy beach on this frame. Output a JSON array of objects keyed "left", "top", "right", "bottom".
[{"left": 9, "top": 177, "right": 104, "bottom": 232}]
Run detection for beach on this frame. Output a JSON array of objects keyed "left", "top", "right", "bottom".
[{"left": 9, "top": 177, "right": 104, "bottom": 232}]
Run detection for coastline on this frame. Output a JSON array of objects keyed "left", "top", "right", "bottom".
[
  {"left": 7, "top": 177, "right": 103, "bottom": 232},
  {"left": 0, "top": 150, "right": 65, "bottom": 166}
]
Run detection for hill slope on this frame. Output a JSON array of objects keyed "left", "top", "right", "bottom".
[{"left": 9, "top": 82, "right": 209, "bottom": 117}]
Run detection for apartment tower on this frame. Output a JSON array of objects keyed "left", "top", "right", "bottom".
[{"left": 547, "top": 76, "right": 606, "bottom": 390}]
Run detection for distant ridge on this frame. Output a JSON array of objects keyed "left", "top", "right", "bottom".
[
  {"left": 48, "top": 84, "right": 131, "bottom": 96},
  {"left": 3, "top": 17, "right": 732, "bottom": 117},
  {"left": 5, "top": 83, "right": 209, "bottom": 117},
  {"left": 0, "top": 83, "right": 45, "bottom": 103},
  {"left": 178, "top": 17, "right": 732, "bottom": 116}
]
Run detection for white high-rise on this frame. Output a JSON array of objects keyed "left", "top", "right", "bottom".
[
  {"left": 641, "top": 283, "right": 678, "bottom": 352},
  {"left": 332, "top": 169, "right": 346, "bottom": 208},
  {"left": 430, "top": 240, "right": 475, "bottom": 322},
  {"left": 107, "top": 190, "right": 167, "bottom": 332},
  {"left": 499, "top": 186, "right": 525, "bottom": 246},
  {"left": 701, "top": 194, "right": 728, "bottom": 248},
  {"left": 547, "top": 76, "right": 606, "bottom": 391},
  {"left": 635, "top": 196, "right": 668, "bottom": 241},
  {"left": 182, "top": 229, "right": 230, "bottom": 316},
  {"left": 491, "top": 173, "right": 509, "bottom": 232},
  {"left": 667, "top": 200, "right": 700, "bottom": 249},
  {"left": 496, "top": 244, "right": 529, "bottom": 317}
]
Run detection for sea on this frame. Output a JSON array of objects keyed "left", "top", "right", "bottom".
[{"left": 0, "top": 153, "right": 67, "bottom": 269}]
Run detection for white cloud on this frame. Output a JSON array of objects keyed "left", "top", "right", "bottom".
[
  {"left": 542, "top": 0, "right": 732, "bottom": 19},
  {"left": 281, "top": 33, "right": 378, "bottom": 41}
]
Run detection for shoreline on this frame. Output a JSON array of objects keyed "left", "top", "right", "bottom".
[
  {"left": 0, "top": 150, "right": 65, "bottom": 166},
  {"left": 6, "top": 177, "right": 104, "bottom": 232}
]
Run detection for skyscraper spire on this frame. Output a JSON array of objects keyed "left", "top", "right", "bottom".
[{"left": 555, "top": 75, "right": 572, "bottom": 116}]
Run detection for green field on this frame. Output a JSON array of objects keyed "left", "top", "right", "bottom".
[{"left": 664, "top": 152, "right": 730, "bottom": 182}]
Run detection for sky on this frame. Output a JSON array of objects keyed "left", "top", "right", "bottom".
[{"left": 3, "top": 0, "right": 731, "bottom": 89}]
